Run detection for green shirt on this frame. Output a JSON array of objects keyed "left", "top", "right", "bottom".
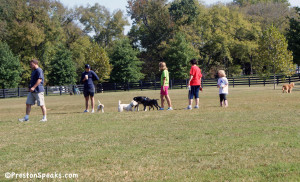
[{"left": 161, "top": 70, "right": 169, "bottom": 86}]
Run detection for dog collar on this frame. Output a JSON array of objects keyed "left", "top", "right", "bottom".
[{"left": 130, "top": 103, "right": 134, "bottom": 107}]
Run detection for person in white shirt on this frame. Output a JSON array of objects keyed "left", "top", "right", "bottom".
[{"left": 217, "top": 70, "right": 229, "bottom": 107}]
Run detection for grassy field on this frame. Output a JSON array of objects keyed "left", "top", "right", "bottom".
[{"left": 0, "top": 85, "right": 299, "bottom": 181}]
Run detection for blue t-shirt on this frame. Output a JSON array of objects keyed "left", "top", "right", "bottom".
[
  {"left": 81, "top": 71, "right": 99, "bottom": 90},
  {"left": 30, "top": 67, "right": 44, "bottom": 93}
]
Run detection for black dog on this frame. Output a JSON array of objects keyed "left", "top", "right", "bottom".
[
  {"left": 142, "top": 99, "right": 161, "bottom": 111},
  {"left": 133, "top": 96, "right": 150, "bottom": 111},
  {"left": 133, "top": 96, "right": 161, "bottom": 111}
]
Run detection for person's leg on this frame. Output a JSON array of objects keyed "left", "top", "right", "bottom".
[
  {"left": 224, "top": 94, "right": 228, "bottom": 107},
  {"left": 36, "top": 92, "right": 47, "bottom": 120},
  {"left": 160, "top": 94, "right": 165, "bottom": 109},
  {"left": 20, "top": 93, "right": 34, "bottom": 121},
  {"left": 195, "top": 86, "right": 200, "bottom": 107},
  {"left": 224, "top": 100, "right": 228, "bottom": 107},
  {"left": 85, "top": 96, "right": 89, "bottom": 111},
  {"left": 165, "top": 95, "right": 172, "bottom": 108},
  {"left": 40, "top": 105, "right": 47, "bottom": 120},
  {"left": 91, "top": 96, "right": 95, "bottom": 112},
  {"left": 189, "top": 99, "right": 193, "bottom": 106},
  {"left": 219, "top": 94, "right": 223, "bottom": 107},
  {"left": 195, "top": 98, "right": 199, "bottom": 107},
  {"left": 26, "top": 104, "right": 31, "bottom": 115}
]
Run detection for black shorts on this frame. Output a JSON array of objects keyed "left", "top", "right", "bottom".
[
  {"left": 219, "top": 94, "right": 227, "bottom": 102},
  {"left": 189, "top": 85, "right": 200, "bottom": 99},
  {"left": 84, "top": 88, "right": 95, "bottom": 97}
]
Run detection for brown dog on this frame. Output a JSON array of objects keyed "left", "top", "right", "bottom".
[{"left": 282, "top": 82, "right": 294, "bottom": 93}]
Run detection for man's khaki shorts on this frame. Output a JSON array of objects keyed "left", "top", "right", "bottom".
[{"left": 26, "top": 92, "right": 45, "bottom": 106}]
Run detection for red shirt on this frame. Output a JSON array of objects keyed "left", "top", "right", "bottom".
[{"left": 190, "top": 66, "right": 202, "bottom": 86}]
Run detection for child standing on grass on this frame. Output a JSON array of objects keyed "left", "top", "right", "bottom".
[
  {"left": 217, "top": 70, "right": 229, "bottom": 107},
  {"left": 159, "top": 62, "right": 173, "bottom": 110},
  {"left": 186, "top": 59, "right": 202, "bottom": 110}
]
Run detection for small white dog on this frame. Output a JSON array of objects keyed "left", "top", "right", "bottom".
[
  {"left": 118, "top": 100, "right": 138, "bottom": 112},
  {"left": 97, "top": 100, "right": 104, "bottom": 113}
]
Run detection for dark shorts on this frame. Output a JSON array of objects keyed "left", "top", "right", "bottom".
[
  {"left": 84, "top": 88, "right": 95, "bottom": 97},
  {"left": 219, "top": 94, "right": 227, "bottom": 102},
  {"left": 189, "top": 85, "right": 200, "bottom": 99}
]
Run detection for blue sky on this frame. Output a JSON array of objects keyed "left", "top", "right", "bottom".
[{"left": 59, "top": 0, "right": 300, "bottom": 34}]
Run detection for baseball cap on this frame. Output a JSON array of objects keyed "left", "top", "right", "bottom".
[{"left": 85, "top": 64, "right": 90, "bottom": 69}]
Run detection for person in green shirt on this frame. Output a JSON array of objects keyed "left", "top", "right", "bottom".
[{"left": 159, "top": 62, "right": 173, "bottom": 110}]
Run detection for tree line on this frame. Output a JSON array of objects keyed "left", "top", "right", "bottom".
[{"left": 0, "top": 0, "right": 299, "bottom": 89}]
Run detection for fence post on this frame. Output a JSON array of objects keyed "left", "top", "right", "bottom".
[
  {"left": 248, "top": 77, "right": 251, "bottom": 87},
  {"left": 288, "top": 76, "right": 291, "bottom": 84},
  {"left": 154, "top": 79, "right": 157, "bottom": 90},
  {"left": 59, "top": 86, "right": 62, "bottom": 95},
  {"left": 170, "top": 79, "right": 173, "bottom": 89},
  {"left": 233, "top": 78, "right": 235, "bottom": 88},
  {"left": 114, "top": 83, "right": 116, "bottom": 92},
  {"left": 18, "top": 87, "right": 20, "bottom": 97},
  {"left": 140, "top": 81, "right": 143, "bottom": 91},
  {"left": 277, "top": 76, "right": 279, "bottom": 85},
  {"left": 263, "top": 79, "right": 266, "bottom": 87},
  {"left": 3, "top": 89, "right": 5, "bottom": 98},
  {"left": 46, "top": 86, "right": 48, "bottom": 96}
]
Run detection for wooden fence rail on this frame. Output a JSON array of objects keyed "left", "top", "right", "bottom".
[{"left": 1, "top": 74, "right": 299, "bottom": 98}]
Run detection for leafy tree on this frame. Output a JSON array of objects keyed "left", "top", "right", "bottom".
[
  {"left": 238, "top": 2, "right": 296, "bottom": 33},
  {"left": 169, "top": 0, "right": 199, "bottom": 26},
  {"left": 255, "top": 25, "right": 294, "bottom": 89},
  {"left": 69, "top": 36, "right": 93, "bottom": 80},
  {"left": 77, "top": 3, "right": 129, "bottom": 47},
  {"left": 85, "top": 42, "right": 112, "bottom": 82},
  {"left": 48, "top": 44, "right": 76, "bottom": 86},
  {"left": 233, "top": 0, "right": 289, "bottom": 6},
  {"left": 287, "top": 7, "right": 300, "bottom": 69},
  {"left": 0, "top": 42, "right": 22, "bottom": 88},
  {"left": 163, "top": 32, "right": 199, "bottom": 79},
  {"left": 109, "top": 38, "right": 144, "bottom": 83}
]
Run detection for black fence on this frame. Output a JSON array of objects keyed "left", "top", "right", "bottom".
[{"left": 1, "top": 74, "right": 299, "bottom": 98}]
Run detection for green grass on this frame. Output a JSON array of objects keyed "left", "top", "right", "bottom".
[{"left": 0, "top": 85, "right": 300, "bottom": 181}]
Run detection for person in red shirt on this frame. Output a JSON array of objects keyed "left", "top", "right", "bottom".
[{"left": 186, "top": 59, "right": 202, "bottom": 110}]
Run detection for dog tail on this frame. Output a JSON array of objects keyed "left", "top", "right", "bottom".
[
  {"left": 119, "top": 100, "right": 121, "bottom": 105},
  {"left": 98, "top": 100, "right": 101, "bottom": 104}
]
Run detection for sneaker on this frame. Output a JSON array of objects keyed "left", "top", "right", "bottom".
[
  {"left": 40, "top": 118, "right": 47, "bottom": 122},
  {"left": 185, "top": 106, "right": 192, "bottom": 110},
  {"left": 84, "top": 110, "right": 89, "bottom": 113},
  {"left": 167, "top": 107, "right": 173, "bottom": 111},
  {"left": 159, "top": 108, "right": 164, "bottom": 110},
  {"left": 91, "top": 110, "right": 94, "bottom": 113},
  {"left": 194, "top": 105, "right": 199, "bottom": 109},
  {"left": 18, "top": 118, "right": 29, "bottom": 122}
]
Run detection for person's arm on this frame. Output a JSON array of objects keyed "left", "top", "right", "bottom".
[
  {"left": 162, "top": 77, "right": 166, "bottom": 91},
  {"left": 188, "top": 75, "right": 193, "bottom": 86},
  {"left": 223, "top": 79, "right": 228, "bottom": 88},
  {"left": 92, "top": 71, "right": 100, "bottom": 81},
  {"left": 30, "top": 79, "right": 42, "bottom": 92}
]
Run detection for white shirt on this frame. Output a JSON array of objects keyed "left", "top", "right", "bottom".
[{"left": 218, "top": 77, "right": 229, "bottom": 94}]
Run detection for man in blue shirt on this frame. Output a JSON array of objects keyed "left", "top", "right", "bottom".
[
  {"left": 81, "top": 64, "right": 99, "bottom": 113},
  {"left": 19, "top": 59, "right": 47, "bottom": 122}
]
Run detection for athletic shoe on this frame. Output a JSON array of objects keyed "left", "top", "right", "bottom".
[
  {"left": 18, "top": 118, "right": 29, "bottom": 122},
  {"left": 83, "top": 110, "right": 89, "bottom": 113},
  {"left": 167, "top": 107, "right": 173, "bottom": 111},
  {"left": 185, "top": 106, "right": 192, "bottom": 110},
  {"left": 159, "top": 108, "right": 164, "bottom": 110},
  {"left": 91, "top": 110, "right": 94, "bottom": 113},
  {"left": 40, "top": 118, "right": 47, "bottom": 122},
  {"left": 194, "top": 105, "right": 199, "bottom": 109}
]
